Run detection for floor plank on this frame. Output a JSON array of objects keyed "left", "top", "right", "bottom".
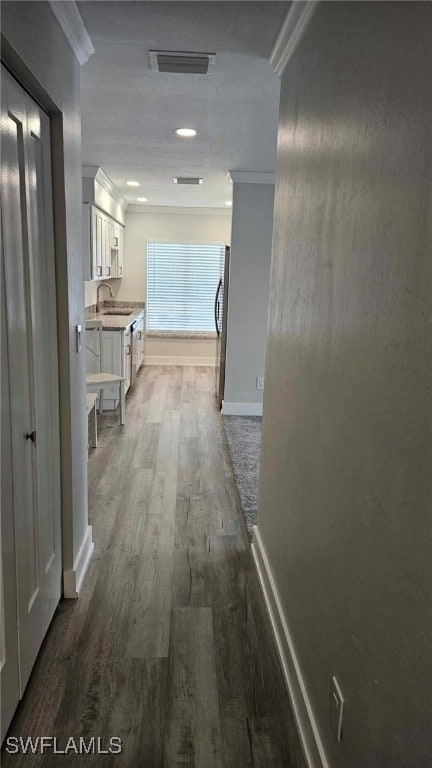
[
  {"left": 2, "top": 366, "right": 305, "bottom": 768},
  {"left": 47, "top": 659, "right": 168, "bottom": 768},
  {"left": 164, "top": 608, "right": 223, "bottom": 768}
]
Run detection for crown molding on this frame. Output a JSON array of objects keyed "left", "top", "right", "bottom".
[
  {"left": 82, "top": 165, "right": 128, "bottom": 209},
  {"left": 228, "top": 171, "right": 276, "bottom": 185},
  {"left": 126, "top": 205, "right": 232, "bottom": 216},
  {"left": 49, "top": 1, "right": 94, "bottom": 66},
  {"left": 269, "top": 1, "right": 318, "bottom": 77}
]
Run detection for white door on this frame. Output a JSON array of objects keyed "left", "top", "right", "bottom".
[
  {"left": 117, "top": 225, "right": 124, "bottom": 277},
  {"left": 96, "top": 207, "right": 104, "bottom": 279},
  {"left": 138, "top": 316, "right": 145, "bottom": 368},
  {"left": 122, "top": 328, "right": 132, "bottom": 392},
  {"left": 102, "top": 213, "right": 112, "bottom": 279},
  {"left": 1, "top": 231, "right": 20, "bottom": 742},
  {"left": 91, "top": 206, "right": 103, "bottom": 278},
  {"left": 1, "top": 66, "right": 62, "bottom": 741}
]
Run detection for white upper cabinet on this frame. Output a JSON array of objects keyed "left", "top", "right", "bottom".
[
  {"left": 110, "top": 219, "right": 124, "bottom": 278},
  {"left": 82, "top": 203, "right": 125, "bottom": 281},
  {"left": 102, "top": 213, "right": 112, "bottom": 279},
  {"left": 117, "top": 225, "right": 124, "bottom": 278},
  {"left": 93, "top": 206, "right": 103, "bottom": 278},
  {"left": 111, "top": 220, "right": 120, "bottom": 249},
  {"left": 82, "top": 166, "right": 127, "bottom": 282}
]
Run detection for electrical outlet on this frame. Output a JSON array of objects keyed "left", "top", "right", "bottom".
[
  {"left": 329, "top": 676, "right": 344, "bottom": 742},
  {"left": 256, "top": 376, "right": 264, "bottom": 390}
]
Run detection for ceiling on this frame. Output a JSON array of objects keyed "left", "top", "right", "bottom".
[{"left": 78, "top": 1, "right": 290, "bottom": 208}]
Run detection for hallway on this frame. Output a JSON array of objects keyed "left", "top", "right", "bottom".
[{"left": 3, "top": 367, "right": 304, "bottom": 767}]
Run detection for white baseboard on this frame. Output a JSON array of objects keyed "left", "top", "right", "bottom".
[
  {"left": 251, "top": 526, "right": 329, "bottom": 768},
  {"left": 144, "top": 355, "right": 216, "bottom": 367},
  {"left": 63, "top": 525, "right": 94, "bottom": 599},
  {"left": 221, "top": 401, "right": 263, "bottom": 416}
]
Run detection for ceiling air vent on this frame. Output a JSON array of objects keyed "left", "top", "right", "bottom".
[
  {"left": 149, "top": 51, "right": 216, "bottom": 75},
  {"left": 173, "top": 177, "right": 203, "bottom": 185}
]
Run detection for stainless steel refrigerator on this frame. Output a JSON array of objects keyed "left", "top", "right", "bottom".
[{"left": 215, "top": 245, "right": 230, "bottom": 409}]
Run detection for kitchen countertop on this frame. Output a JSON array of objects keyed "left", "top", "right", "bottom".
[
  {"left": 146, "top": 331, "right": 217, "bottom": 340},
  {"left": 85, "top": 306, "right": 145, "bottom": 332}
]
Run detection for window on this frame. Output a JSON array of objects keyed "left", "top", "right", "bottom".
[{"left": 147, "top": 241, "right": 225, "bottom": 333}]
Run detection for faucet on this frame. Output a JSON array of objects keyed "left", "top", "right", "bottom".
[{"left": 96, "top": 282, "right": 114, "bottom": 314}]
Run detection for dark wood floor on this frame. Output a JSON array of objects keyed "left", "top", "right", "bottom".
[{"left": 2, "top": 367, "right": 305, "bottom": 767}]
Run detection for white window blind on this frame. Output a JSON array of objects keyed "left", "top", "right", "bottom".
[{"left": 147, "top": 241, "right": 224, "bottom": 332}]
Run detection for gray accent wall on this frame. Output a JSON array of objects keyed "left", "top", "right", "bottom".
[
  {"left": 224, "top": 181, "right": 275, "bottom": 409},
  {"left": 2, "top": 2, "right": 89, "bottom": 576},
  {"left": 258, "top": 2, "right": 432, "bottom": 767}
]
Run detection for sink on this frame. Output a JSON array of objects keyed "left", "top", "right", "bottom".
[{"left": 103, "top": 310, "right": 133, "bottom": 316}]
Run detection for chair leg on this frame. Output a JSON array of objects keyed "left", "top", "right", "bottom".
[
  {"left": 99, "top": 387, "right": 104, "bottom": 414},
  {"left": 119, "top": 380, "right": 125, "bottom": 426},
  {"left": 89, "top": 404, "right": 98, "bottom": 448}
]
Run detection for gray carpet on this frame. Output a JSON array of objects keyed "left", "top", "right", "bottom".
[{"left": 223, "top": 415, "right": 262, "bottom": 537}]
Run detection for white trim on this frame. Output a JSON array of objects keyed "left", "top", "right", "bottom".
[
  {"left": 221, "top": 401, "right": 263, "bottom": 416},
  {"left": 127, "top": 205, "right": 232, "bottom": 216},
  {"left": 227, "top": 171, "right": 276, "bottom": 185},
  {"left": 82, "top": 165, "right": 128, "bottom": 210},
  {"left": 251, "top": 526, "right": 329, "bottom": 768},
  {"left": 49, "top": 1, "right": 94, "bottom": 66},
  {"left": 63, "top": 525, "right": 94, "bottom": 599},
  {"left": 269, "top": 1, "right": 318, "bottom": 77},
  {"left": 144, "top": 355, "right": 216, "bottom": 367}
]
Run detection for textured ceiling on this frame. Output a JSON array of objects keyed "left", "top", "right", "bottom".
[{"left": 78, "top": 1, "right": 289, "bottom": 207}]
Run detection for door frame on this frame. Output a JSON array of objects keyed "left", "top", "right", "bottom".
[
  {"left": 1, "top": 61, "right": 66, "bottom": 738},
  {"left": 1, "top": 36, "right": 77, "bottom": 588},
  {"left": 0, "top": 212, "right": 20, "bottom": 741}
]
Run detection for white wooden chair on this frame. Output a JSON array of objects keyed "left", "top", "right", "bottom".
[{"left": 86, "top": 323, "right": 126, "bottom": 426}]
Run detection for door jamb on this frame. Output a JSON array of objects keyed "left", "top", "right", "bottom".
[{"left": 1, "top": 35, "right": 75, "bottom": 590}]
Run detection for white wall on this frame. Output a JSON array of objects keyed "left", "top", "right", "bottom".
[
  {"left": 223, "top": 182, "right": 275, "bottom": 414},
  {"left": 2, "top": 2, "right": 91, "bottom": 591},
  {"left": 85, "top": 279, "right": 99, "bottom": 309},
  {"left": 109, "top": 207, "right": 231, "bottom": 364},
  {"left": 257, "top": 3, "right": 432, "bottom": 767},
  {"left": 118, "top": 207, "right": 231, "bottom": 301}
]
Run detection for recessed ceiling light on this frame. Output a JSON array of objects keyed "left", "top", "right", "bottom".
[
  {"left": 126, "top": 180, "right": 140, "bottom": 187},
  {"left": 175, "top": 128, "right": 197, "bottom": 138},
  {"left": 137, "top": 197, "right": 148, "bottom": 203},
  {"left": 225, "top": 201, "right": 232, "bottom": 207}
]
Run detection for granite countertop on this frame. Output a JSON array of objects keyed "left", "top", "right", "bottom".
[
  {"left": 85, "top": 305, "right": 145, "bottom": 332},
  {"left": 146, "top": 331, "right": 217, "bottom": 340}
]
